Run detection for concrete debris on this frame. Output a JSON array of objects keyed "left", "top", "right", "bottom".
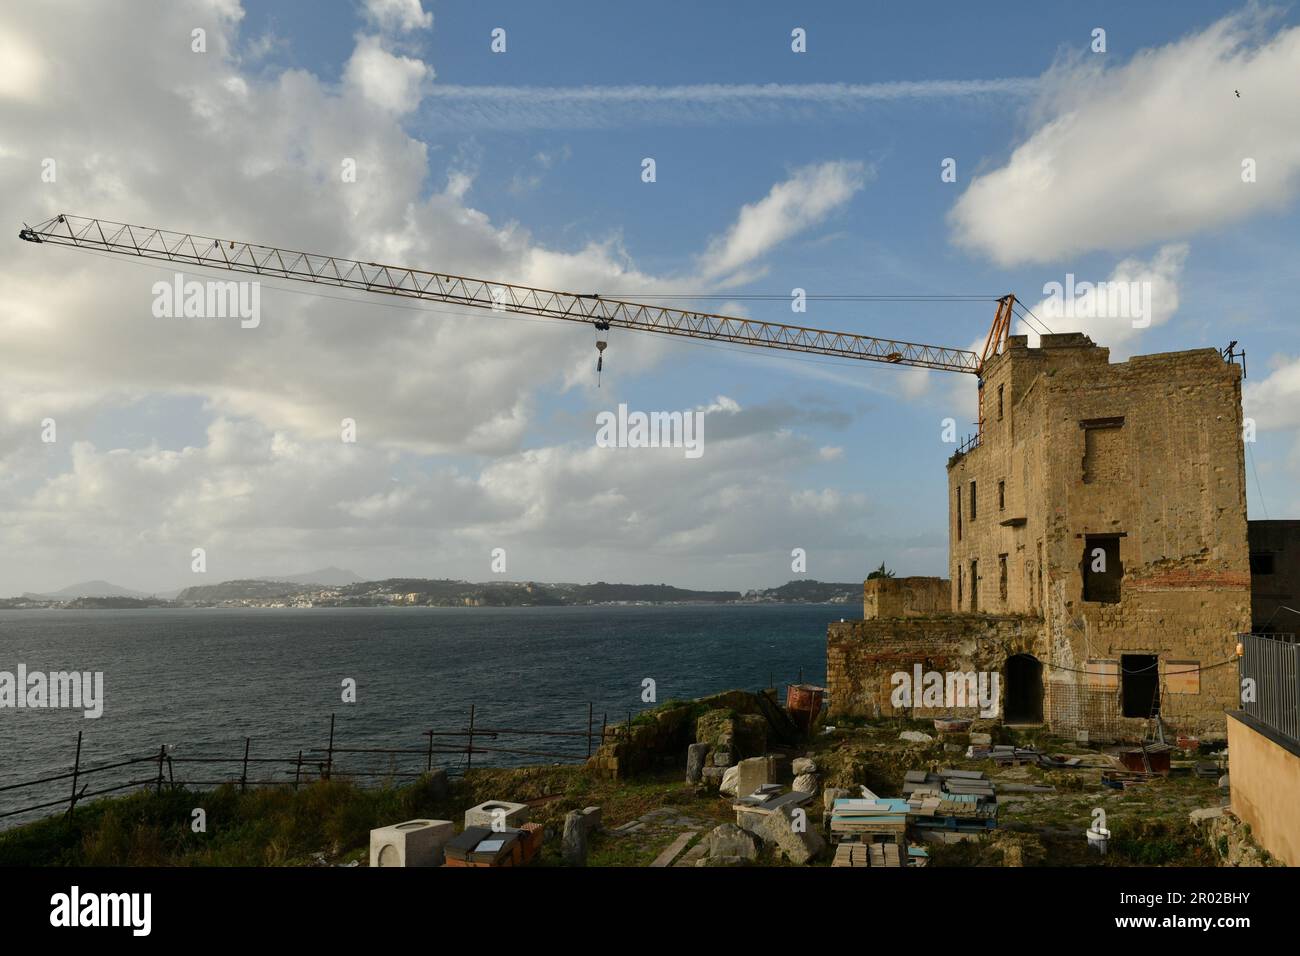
[
  {"left": 792, "top": 772, "right": 819, "bottom": 794},
  {"left": 719, "top": 765, "right": 740, "bottom": 797},
  {"left": 899, "top": 730, "right": 933, "bottom": 744},
  {"left": 705, "top": 822, "right": 758, "bottom": 861},
  {"left": 752, "top": 805, "right": 825, "bottom": 865}
]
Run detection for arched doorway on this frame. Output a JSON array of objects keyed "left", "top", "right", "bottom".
[{"left": 1004, "top": 654, "right": 1043, "bottom": 724}]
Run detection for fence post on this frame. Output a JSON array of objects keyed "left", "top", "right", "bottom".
[
  {"left": 601, "top": 712, "right": 607, "bottom": 746},
  {"left": 586, "top": 702, "right": 594, "bottom": 758},
  {"left": 325, "top": 713, "right": 335, "bottom": 781},
  {"left": 240, "top": 737, "right": 250, "bottom": 793},
  {"left": 294, "top": 750, "right": 303, "bottom": 791},
  {"left": 65, "top": 731, "right": 83, "bottom": 818},
  {"left": 425, "top": 730, "right": 434, "bottom": 773},
  {"left": 155, "top": 745, "right": 166, "bottom": 795},
  {"left": 466, "top": 704, "right": 475, "bottom": 771}
]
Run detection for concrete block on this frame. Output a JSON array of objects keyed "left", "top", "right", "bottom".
[
  {"left": 369, "top": 819, "right": 454, "bottom": 867},
  {"left": 464, "top": 800, "right": 530, "bottom": 830}
]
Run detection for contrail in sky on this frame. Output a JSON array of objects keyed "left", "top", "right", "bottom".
[{"left": 419, "top": 77, "right": 1038, "bottom": 129}]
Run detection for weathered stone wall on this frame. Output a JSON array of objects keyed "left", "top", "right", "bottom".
[
  {"left": 863, "top": 576, "right": 951, "bottom": 619},
  {"left": 827, "top": 614, "right": 1042, "bottom": 719},
  {"left": 587, "top": 689, "right": 801, "bottom": 779},
  {"left": 943, "top": 335, "right": 1249, "bottom": 739}
]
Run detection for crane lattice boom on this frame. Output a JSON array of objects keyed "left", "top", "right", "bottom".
[{"left": 19, "top": 214, "right": 994, "bottom": 375}]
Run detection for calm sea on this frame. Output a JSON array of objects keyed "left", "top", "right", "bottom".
[{"left": 0, "top": 604, "right": 834, "bottom": 826}]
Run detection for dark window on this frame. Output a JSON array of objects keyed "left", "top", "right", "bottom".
[
  {"left": 1121, "top": 654, "right": 1160, "bottom": 718},
  {"left": 969, "top": 481, "right": 977, "bottom": 521},
  {"left": 998, "top": 554, "right": 1008, "bottom": 601},
  {"left": 956, "top": 486, "right": 962, "bottom": 541},
  {"left": 998, "top": 480, "right": 1005, "bottom": 511},
  {"left": 956, "top": 565, "right": 962, "bottom": 606},
  {"left": 1250, "top": 552, "right": 1275, "bottom": 575},
  {"left": 1082, "top": 535, "right": 1122, "bottom": 603},
  {"left": 969, "top": 560, "right": 979, "bottom": 611},
  {"left": 997, "top": 384, "right": 1004, "bottom": 421}
]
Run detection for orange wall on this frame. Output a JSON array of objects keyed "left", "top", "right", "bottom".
[{"left": 1227, "top": 712, "right": 1300, "bottom": 866}]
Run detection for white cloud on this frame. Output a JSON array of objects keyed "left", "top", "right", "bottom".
[
  {"left": 697, "top": 160, "right": 870, "bottom": 281},
  {"left": 1023, "top": 243, "right": 1188, "bottom": 355},
  {"left": 1245, "top": 356, "right": 1300, "bottom": 432},
  {"left": 0, "top": 1, "right": 875, "bottom": 591},
  {"left": 362, "top": 0, "right": 432, "bottom": 34},
  {"left": 344, "top": 35, "right": 431, "bottom": 114},
  {"left": 950, "top": 12, "right": 1300, "bottom": 265}
]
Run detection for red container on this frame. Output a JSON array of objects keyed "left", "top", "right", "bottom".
[{"left": 786, "top": 684, "right": 826, "bottom": 730}]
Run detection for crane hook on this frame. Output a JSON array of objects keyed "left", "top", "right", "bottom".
[{"left": 594, "top": 319, "right": 611, "bottom": 386}]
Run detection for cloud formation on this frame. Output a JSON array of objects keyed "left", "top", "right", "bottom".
[{"left": 950, "top": 11, "right": 1300, "bottom": 266}]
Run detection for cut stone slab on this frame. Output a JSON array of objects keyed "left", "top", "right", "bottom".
[
  {"left": 1190, "top": 806, "right": 1226, "bottom": 823},
  {"left": 823, "top": 787, "right": 849, "bottom": 812},
  {"left": 970, "top": 732, "right": 993, "bottom": 745},
  {"left": 649, "top": 831, "right": 698, "bottom": 868},
  {"left": 736, "top": 756, "right": 774, "bottom": 797},
  {"left": 900, "top": 731, "right": 934, "bottom": 744}
]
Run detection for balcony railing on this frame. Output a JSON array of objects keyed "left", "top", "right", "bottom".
[{"left": 1239, "top": 632, "right": 1300, "bottom": 742}]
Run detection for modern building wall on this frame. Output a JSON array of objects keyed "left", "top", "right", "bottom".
[
  {"left": 1227, "top": 711, "right": 1300, "bottom": 866},
  {"left": 1248, "top": 520, "right": 1300, "bottom": 633}
]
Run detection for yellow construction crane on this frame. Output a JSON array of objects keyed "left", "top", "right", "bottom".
[{"left": 19, "top": 213, "right": 1022, "bottom": 434}]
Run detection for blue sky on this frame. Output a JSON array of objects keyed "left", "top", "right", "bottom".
[{"left": 2, "top": 0, "right": 1298, "bottom": 592}]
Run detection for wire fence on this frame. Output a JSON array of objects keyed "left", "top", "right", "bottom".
[{"left": 0, "top": 703, "right": 616, "bottom": 828}]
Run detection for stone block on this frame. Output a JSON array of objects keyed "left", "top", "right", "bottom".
[
  {"left": 706, "top": 822, "right": 758, "bottom": 861},
  {"left": 464, "top": 800, "right": 530, "bottom": 830},
  {"left": 686, "top": 742, "right": 709, "bottom": 783},
  {"left": 369, "top": 819, "right": 454, "bottom": 867},
  {"left": 735, "top": 756, "right": 772, "bottom": 798}
]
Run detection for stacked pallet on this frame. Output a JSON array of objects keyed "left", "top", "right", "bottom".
[
  {"left": 832, "top": 843, "right": 869, "bottom": 867},
  {"left": 829, "top": 798, "right": 910, "bottom": 841},
  {"left": 901, "top": 768, "right": 995, "bottom": 800},
  {"left": 966, "top": 744, "right": 1041, "bottom": 765},
  {"left": 868, "top": 843, "right": 903, "bottom": 867}
]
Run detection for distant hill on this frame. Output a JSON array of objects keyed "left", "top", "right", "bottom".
[
  {"left": 260, "top": 567, "right": 363, "bottom": 586},
  {"left": 25, "top": 580, "right": 150, "bottom": 600},
  {"left": 175, "top": 579, "right": 305, "bottom": 602},
  {"left": 745, "top": 580, "right": 860, "bottom": 603}
]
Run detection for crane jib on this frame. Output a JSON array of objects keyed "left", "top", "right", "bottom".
[{"left": 18, "top": 214, "right": 987, "bottom": 375}]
